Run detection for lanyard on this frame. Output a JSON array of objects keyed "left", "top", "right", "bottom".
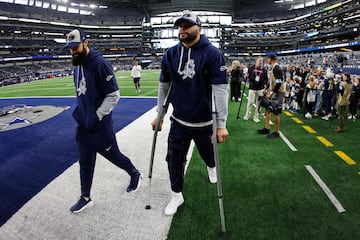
[{"left": 254, "top": 68, "right": 262, "bottom": 77}]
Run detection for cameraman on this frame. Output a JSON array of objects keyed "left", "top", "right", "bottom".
[{"left": 258, "top": 54, "right": 285, "bottom": 138}]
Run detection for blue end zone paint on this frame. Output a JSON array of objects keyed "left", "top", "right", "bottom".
[{"left": 0, "top": 97, "right": 156, "bottom": 226}]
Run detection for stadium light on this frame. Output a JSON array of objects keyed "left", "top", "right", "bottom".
[
  {"left": 79, "top": 24, "right": 99, "bottom": 29},
  {"left": 109, "top": 26, "right": 142, "bottom": 29},
  {"left": 53, "top": 38, "right": 66, "bottom": 43},
  {"left": 111, "top": 34, "right": 135, "bottom": 38},
  {"left": 344, "top": 14, "right": 360, "bottom": 21},
  {"left": 44, "top": 32, "right": 64, "bottom": 36},
  {"left": 49, "top": 21, "right": 71, "bottom": 26},
  {"left": 18, "top": 18, "right": 41, "bottom": 23}
]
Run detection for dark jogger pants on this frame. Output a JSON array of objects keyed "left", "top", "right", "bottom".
[
  {"left": 322, "top": 91, "right": 333, "bottom": 115},
  {"left": 166, "top": 120, "right": 215, "bottom": 193},
  {"left": 230, "top": 80, "right": 241, "bottom": 101},
  {"left": 76, "top": 126, "right": 138, "bottom": 197}
]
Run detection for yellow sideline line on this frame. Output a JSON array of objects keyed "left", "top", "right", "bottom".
[
  {"left": 316, "top": 136, "right": 334, "bottom": 147},
  {"left": 292, "top": 117, "right": 304, "bottom": 124},
  {"left": 334, "top": 151, "right": 356, "bottom": 165},
  {"left": 303, "top": 125, "right": 316, "bottom": 134},
  {"left": 284, "top": 111, "right": 293, "bottom": 117}
]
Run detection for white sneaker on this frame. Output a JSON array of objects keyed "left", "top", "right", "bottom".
[
  {"left": 253, "top": 118, "right": 260, "bottom": 123},
  {"left": 207, "top": 166, "right": 217, "bottom": 184},
  {"left": 164, "top": 191, "right": 184, "bottom": 216},
  {"left": 348, "top": 115, "right": 353, "bottom": 120},
  {"left": 243, "top": 115, "right": 249, "bottom": 121},
  {"left": 322, "top": 116, "right": 329, "bottom": 121}
]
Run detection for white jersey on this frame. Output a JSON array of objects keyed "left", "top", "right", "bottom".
[{"left": 131, "top": 65, "right": 142, "bottom": 78}]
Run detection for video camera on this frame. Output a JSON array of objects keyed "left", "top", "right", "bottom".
[{"left": 258, "top": 95, "right": 275, "bottom": 112}]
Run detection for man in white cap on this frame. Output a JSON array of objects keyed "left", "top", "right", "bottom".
[
  {"left": 151, "top": 10, "right": 229, "bottom": 216},
  {"left": 65, "top": 29, "right": 142, "bottom": 213}
]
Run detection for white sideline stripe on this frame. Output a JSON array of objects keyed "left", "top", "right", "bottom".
[
  {"left": 305, "top": 165, "right": 346, "bottom": 213},
  {"left": 245, "top": 94, "right": 296, "bottom": 152},
  {"left": 0, "top": 104, "right": 195, "bottom": 240},
  {"left": 246, "top": 95, "right": 294, "bottom": 151},
  {"left": 279, "top": 131, "right": 298, "bottom": 152}
]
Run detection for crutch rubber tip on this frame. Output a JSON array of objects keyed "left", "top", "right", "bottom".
[{"left": 145, "top": 205, "right": 151, "bottom": 210}]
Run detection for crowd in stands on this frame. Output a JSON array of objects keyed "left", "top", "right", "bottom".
[
  {"left": 2, "top": 51, "right": 359, "bottom": 125},
  {"left": 0, "top": 61, "right": 73, "bottom": 87},
  {"left": 229, "top": 52, "right": 360, "bottom": 128}
]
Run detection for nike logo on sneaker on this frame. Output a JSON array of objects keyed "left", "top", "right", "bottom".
[{"left": 105, "top": 146, "right": 112, "bottom": 151}]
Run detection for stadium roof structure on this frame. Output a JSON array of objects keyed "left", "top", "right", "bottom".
[
  {"left": 1, "top": 0, "right": 358, "bottom": 60},
  {"left": 83, "top": 0, "right": 335, "bottom": 18},
  {"left": 0, "top": 0, "right": 341, "bottom": 19}
]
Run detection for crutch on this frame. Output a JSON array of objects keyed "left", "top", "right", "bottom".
[
  {"left": 211, "top": 91, "right": 227, "bottom": 236},
  {"left": 145, "top": 83, "right": 172, "bottom": 210}
]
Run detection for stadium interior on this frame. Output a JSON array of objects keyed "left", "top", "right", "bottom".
[
  {"left": 0, "top": 0, "right": 360, "bottom": 85},
  {"left": 0, "top": 0, "right": 360, "bottom": 240}
]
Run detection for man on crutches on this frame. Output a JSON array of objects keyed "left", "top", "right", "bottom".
[{"left": 150, "top": 10, "right": 229, "bottom": 220}]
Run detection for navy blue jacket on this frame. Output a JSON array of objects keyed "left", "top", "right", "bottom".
[
  {"left": 160, "top": 35, "right": 228, "bottom": 124},
  {"left": 72, "top": 49, "right": 118, "bottom": 132}
]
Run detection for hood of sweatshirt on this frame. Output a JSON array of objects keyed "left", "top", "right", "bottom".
[
  {"left": 176, "top": 35, "right": 211, "bottom": 80},
  {"left": 83, "top": 49, "right": 102, "bottom": 66}
]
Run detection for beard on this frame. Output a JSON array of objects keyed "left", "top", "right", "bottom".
[
  {"left": 71, "top": 47, "right": 87, "bottom": 66},
  {"left": 178, "top": 32, "right": 198, "bottom": 43}
]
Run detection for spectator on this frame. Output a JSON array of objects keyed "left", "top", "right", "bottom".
[
  {"left": 304, "top": 75, "right": 317, "bottom": 119},
  {"left": 229, "top": 60, "right": 242, "bottom": 102},
  {"left": 335, "top": 72, "right": 352, "bottom": 132},
  {"left": 131, "top": 60, "right": 142, "bottom": 93},
  {"left": 348, "top": 76, "right": 360, "bottom": 121},
  {"left": 243, "top": 56, "right": 267, "bottom": 122},
  {"left": 313, "top": 67, "right": 324, "bottom": 117},
  {"left": 321, "top": 71, "right": 335, "bottom": 121},
  {"left": 291, "top": 75, "right": 301, "bottom": 113}
]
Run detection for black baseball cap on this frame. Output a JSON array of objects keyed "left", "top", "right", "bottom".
[{"left": 267, "top": 54, "right": 277, "bottom": 60}]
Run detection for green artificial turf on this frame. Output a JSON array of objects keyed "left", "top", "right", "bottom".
[
  {"left": 1, "top": 73, "right": 359, "bottom": 240},
  {"left": 0, "top": 69, "right": 160, "bottom": 97},
  {"left": 167, "top": 86, "right": 360, "bottom": 240}
]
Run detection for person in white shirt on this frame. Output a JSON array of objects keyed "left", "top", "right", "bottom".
[{"left": 131, "top": 61, "right": 142, "bottom": 93}]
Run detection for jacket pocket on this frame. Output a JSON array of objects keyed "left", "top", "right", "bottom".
[{"left": 73, "top": 105, "right": 99, "bottom": 131}]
